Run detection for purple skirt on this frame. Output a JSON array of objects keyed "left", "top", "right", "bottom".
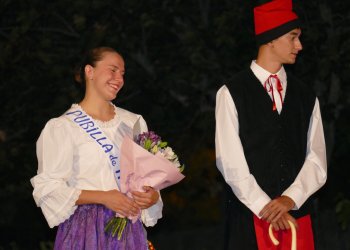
[{"left": 54, "top": 204, "right": 148, "bottom": 250}]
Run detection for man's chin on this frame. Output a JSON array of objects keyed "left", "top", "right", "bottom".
[{"left": 284, "top": 58, "right": 296, "bottom": 65}]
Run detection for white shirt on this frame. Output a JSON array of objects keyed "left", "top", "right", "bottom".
[
  {"left": 215, "top": 61, "right": 327, "bottom": 217},
  {"left": 31, "top": 104, "right": 163, "bottom": 228}
]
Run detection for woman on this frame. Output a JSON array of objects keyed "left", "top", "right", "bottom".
[{"left": 31, "top": 47, "right": 162, "bottom": 249}]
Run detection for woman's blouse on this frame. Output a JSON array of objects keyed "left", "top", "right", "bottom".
[{"left": 31, "top": 104, "right": 163, "bottom": 228}]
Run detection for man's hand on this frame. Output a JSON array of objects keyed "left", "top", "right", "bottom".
[
  {"left": 259, "top": 196, "right": 295, "bottom": 223},
  {"left": 270, "top": 212, "right": 298, "bottom": 231}
]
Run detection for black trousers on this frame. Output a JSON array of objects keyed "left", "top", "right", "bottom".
[{"left": 224, "top": 198, "right": 258, "bottom": 250}]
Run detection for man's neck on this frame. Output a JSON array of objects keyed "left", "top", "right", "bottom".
[{"left": 255, "top": 58, "right": 282, "bottom": 74}]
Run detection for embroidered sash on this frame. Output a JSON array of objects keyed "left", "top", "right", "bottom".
[{"left": 65, "top": 108, "right": 121, "bottom": 189}]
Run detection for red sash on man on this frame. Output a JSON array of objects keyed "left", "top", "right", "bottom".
[{"left": 253, "top": 215, "right": 314, "bottom": 250}]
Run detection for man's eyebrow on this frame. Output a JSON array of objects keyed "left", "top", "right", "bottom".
[{"left": 290, "top": 31, "right": 301, "bottom": 36}]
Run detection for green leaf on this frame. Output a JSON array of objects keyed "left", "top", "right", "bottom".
[
  {"left": 179, "top": 164, "right": 185, "bottom": 173},
  {"left": 144, "top": 139, "right": 152, "bottom": 150}
]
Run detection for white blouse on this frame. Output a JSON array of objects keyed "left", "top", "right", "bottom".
[
  {"left": 215, "top": 62, "right": 327, "bottom": 217},
  {"left": 31, "top": 104, "right": 163, "bottom": 228}
]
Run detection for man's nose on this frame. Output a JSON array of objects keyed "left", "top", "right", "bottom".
[{"left": 296, "top": 39, "right": 303, "bottom": 51}]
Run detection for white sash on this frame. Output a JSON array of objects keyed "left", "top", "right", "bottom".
[{"left": 65, "top": 108, "right": 121, "bottom": 189}]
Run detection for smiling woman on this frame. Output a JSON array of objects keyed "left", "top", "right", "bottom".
[
  {"left": 76, "top": 47, "right": 126, "bottom": 120},
  {"left": 30, "top": 47, "right": 163, "bottom": 250},
  {"left": 84, "top": 50, "right": 125, "bottom": 104}
]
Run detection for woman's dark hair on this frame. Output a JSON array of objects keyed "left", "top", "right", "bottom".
[{"left": 74, "top": 47, "right": 118, "bottom": 86}]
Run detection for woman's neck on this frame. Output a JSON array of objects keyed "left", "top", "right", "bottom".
[{"left": 79, "top": 97, "right": 115, "bottom": 122}]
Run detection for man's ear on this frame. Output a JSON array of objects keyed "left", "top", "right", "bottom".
[{"left": 85, "top": 64, "right": 94, "bottom": 80}]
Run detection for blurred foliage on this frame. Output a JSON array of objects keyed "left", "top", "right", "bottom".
[
  {"left": 0, "top": 0, "right": 349, "bottom": 248},
  {"left": 336, "top": 196, "right": 350, "bottom": 230}
]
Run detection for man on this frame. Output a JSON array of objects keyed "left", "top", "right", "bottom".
[{"left": 215, "top": 0, "right": 327, "bottom": 249}]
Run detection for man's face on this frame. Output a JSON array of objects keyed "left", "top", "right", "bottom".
[{"left": 270, "top": 28, "right": 303, "bottom": 64}]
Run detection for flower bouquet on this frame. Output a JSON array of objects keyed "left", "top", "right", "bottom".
[{"left": 104, "top": 131, "right": 185, "bottom": 239}]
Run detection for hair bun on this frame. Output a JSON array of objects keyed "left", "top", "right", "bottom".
[{"left": 74, "top": 66, "right": 83, "bottom": 84}]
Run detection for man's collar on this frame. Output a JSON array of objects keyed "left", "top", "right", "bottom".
[{"left": 250, "top": 60, "right": 287, "bottom": 84}]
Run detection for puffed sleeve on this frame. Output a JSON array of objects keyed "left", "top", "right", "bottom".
[
  {"left": 30, "top": 118, "right": 81, "bottom": 228},
  {"left": 137, "top": 115, "right": 164, "bottom": 227}
]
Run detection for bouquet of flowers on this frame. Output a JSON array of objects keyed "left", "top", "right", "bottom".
[
  {"left": 105, "top": 131, "right": 185, "bottom": 239},
  {"left": 136, "top": 131, "right": 184, "bottom": 173}
]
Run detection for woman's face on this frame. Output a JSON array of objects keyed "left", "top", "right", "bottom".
[{"left": 86, "top": 52, "right": 125, "bottom": 101}]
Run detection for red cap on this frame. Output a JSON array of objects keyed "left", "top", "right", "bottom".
[{"left": 254, "top": 0, "right": 300, "bottom": 45}]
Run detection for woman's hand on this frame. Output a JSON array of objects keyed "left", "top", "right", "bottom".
[
  {"left": 101, "top": 190, "right": 140, "bottom": 217},
  {"left": 131, "top": 186, "right": 159, "bottom": 209}
]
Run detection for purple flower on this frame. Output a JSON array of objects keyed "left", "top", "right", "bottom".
[{"left": 136, "top": 131, "right": 161, "bottom": 145}]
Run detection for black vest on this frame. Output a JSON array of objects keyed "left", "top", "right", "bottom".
[{"left": 226, "top": 69, "right": 316, "bottom": 218}]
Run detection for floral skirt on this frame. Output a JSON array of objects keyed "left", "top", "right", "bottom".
[{"left": 54, "top": 204, "right": 148, "bottom": 250}]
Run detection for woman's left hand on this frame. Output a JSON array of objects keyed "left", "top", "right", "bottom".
[{"left": 131, "top": 186, "right": 159, "bottom": 209}]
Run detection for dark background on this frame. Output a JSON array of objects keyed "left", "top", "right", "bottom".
[{"left": 0, "top": 0, "right": 349, "bottom": 249}]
